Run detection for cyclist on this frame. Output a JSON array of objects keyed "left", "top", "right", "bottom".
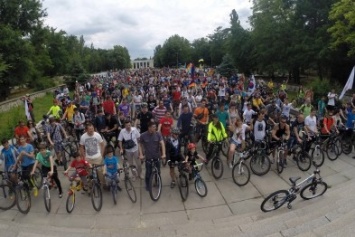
[
  {"left": 64, "top": 152, "right": 91, "bottom": 191},
  {"left": 153, "top": 100, "right": 167, "bottom": 123},
  {"left": 47, "top": 99, "right": 62, "bottom": 119},
  {"left": 138, "top": 122, "right": 166, "bottom": 191},
  {"left": 243, "top": 103, "right": 257, "bottom": 125},
  {"left": 166, "top": 128, "right": 184, "bottom": 188},
  {"left": 94, "top": 110, "right": 107, "bottom": 133},
  {"left": 118, "top": 120, "right": 142, "bottom": 180},
  {"left": 287, "top": 113, "right": 305, "bottom": 159},
  {"left": 320, "top": 111, "right": 339, "bottom": 135},
  {"left": 206, "top": 114, "right": 228, "bottom": 166},
  {"left": 61, "top": 100, "right": 76, "bottom": 123},
  {"left": 193, "top": 99, "right": 209, "bottom": 143},
  {"left": 252, "top": 110, "right": 267, "bottom": 142},
  {"left": 135, "top": 103, "right": 154, "bottom": 134},
  {"left": 14, "top": 120, "right": 32, "bottom": 144},
  {"left": 304, "top": 108, "right": 319, "bottom": 141},
  {"left": 177, "top": 104, "right": 194, "bottom": 143},
  {"left": 158, "top": 111, "right": 174, "bottom": 139},
  {"left": 228, "top": 118, "right": 250, "bottom": 168},
  {"left": 73, "top": 108, "right": 85, "bottom": 141},
  {"left": 102, "top": 112, "right": 118, "bottom": 142},
  {"left": 271, "top": 115, "right": 290, "bottom": 165},
  {"left": 1, "top": 139, "right": 18, "bottom": 182},
  {"left": 216, "top": 102, "right": 230, "bottom": 129},
  {"left": 184, "top": 143, "right": 206, "bottom": 178},
  {"left": 31, "top": 143, "right": 63, "bottom": 198},
  {"left": 46, "top": 116, "right": 68, "bottom": 165},
  {"left": 103, "top": 146, "right": 121, "bottom": 191}
]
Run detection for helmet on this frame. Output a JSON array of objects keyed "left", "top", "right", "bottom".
[
  {"left": 187, "top": 143, "right": 196, "bottom": 150},
  {"left": 171, "top": 127, "right": 180, "bottom": 134},
  {"left": 280, "top": 114, "right": 288, "bottom": 120}
]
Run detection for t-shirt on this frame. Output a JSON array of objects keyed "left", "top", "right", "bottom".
[
  {"left": 253, "top": 120, "right": 266, "bottom": 141},
  {"left": 327, "top": 93, "right": 336, "bottom": 106},
  {"left": 65, "top": 105, "right": 76, "bottom": 122},
  {"left": 291, "top": 120, "right": 305, "bottom": 137},
  {"left": 1, "top": 145, "right": 18, "bottom": 171},
  {"left": 137, "top": 111, "right": 153, "bottom": 133},
  {"left": 48, "top": 105, "right": 62, "bottom": 119},
  {"left": 80, "top": 132, "right": 103, "bottom": 160},
  {"left": 305, "top": 115, "right": 317, "bottom": 134},
  {"left": 119, "top": 104, "right": 130, "bottom": 117},
  {"left": 102, "top": 100, "right": 115, "bottom": 115},
  {"left": 243, "top": 109, "right": 256, "bottom": 123},
  {"left": 159, "top": 117, "right": 174, "bottom": 137},
  {"left": 216, "top": 110, "right": 229, "bottom": 128},
  {"left": 321, "top": 117, "right": 335, "bottom": 134},
  {"left": 232, "top": 124, "right": 249, "bottom": 144},
  {"left": 15, "top": 126, "right": 29, "bottom": 139},
  {"left": 36, "top": 150, "right": 51, "bottom": 168},
  {"left": 194, "top": 107, "right": 209, "bottom": 124},
  {"left": 346, "top": 112, "right": 355, "bottom": 129},
  {"left": 17, "top": 143, "right": 35, "bottom": 167},
  {"left": 104, "top": 156, "right": 119, "bottom": 174},
  {"left": 117, "top": 127, "right": 140, "bottom": 152},
  {"left": 140, "top": 131, "right": 163, "bottom": 160},
  {"left": 70, "top": 159, "right": 90, "bottom": 176}
]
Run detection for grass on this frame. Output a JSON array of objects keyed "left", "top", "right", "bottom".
[{"left": 0, "top": 92, "right": 54, "bottom": 140}]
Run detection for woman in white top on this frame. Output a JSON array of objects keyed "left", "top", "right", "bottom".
[
  {"left": 228, "top": 118, "right": 250, "bottom": 168},
  {"left": 186, "top": 92, "right": 197, "bottom": 109},
  {"left": 194, "top": 90, "right": 203, "bottom": 107},
  {"left": 228, "top": 103, "right": 240, "bottom": 128},
  {"left": 133, "top": 91, "right": 143, "bottom": 117}
]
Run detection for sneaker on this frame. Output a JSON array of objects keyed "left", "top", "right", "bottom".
[
  {"left": 229, "top": 162, "right": 233, "bottom": 169},
  {"left": 170, "top": 181, "right": 176, "bottom": 188},
  {"left": 33, "top": 187, "right": 38, "bottom": 197},
  {"left": 59, "top": 192, "right": 63, "bottom": 198}
]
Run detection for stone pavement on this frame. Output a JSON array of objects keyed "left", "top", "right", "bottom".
[{"left": 1, "top": 149, "right": 355, "bottom": 237}]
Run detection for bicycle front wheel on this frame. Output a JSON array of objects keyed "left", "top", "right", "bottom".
[
  {"left": 250, "top": 154, "right": 271, "bottom": 176},
  {"left": 149, "top": 171, "right": 162, "bottom": 201},
  {"left": 300, "top": 181, "right": 328, "bottom": 200},
  {"left": 91, "top": 183, "right": 103, "bottom": 211},
  {"left": 326, "top": 142, "right": 340, "bottom": 161},
  {"left": 125, "top": 178, "right": 137, "bottom": 203},
  {"left": 43, "top": 186, "right": 51, "bottom": 212},
  {"left": 178, "top": 174, "right": 189, "bottom": 201},
  {"left": 0, "top": 184, "right": 16, "bottom": 210},
  {"left": 341, "top": 137, "right": 352, "bottom": 155},
  {"left": 211, "top": 157, "right": 224, "bottom": 180},
  {"left": 232, "top": 161, "right": 250, "bottom": 186},
  {"left": 16, "top": 186, "right": 31, "bottom": 214},
  {"left": 296, "top": 152, "right": 312, "bottom": 171},
  {"left": 111, "top": 183, "right": 117, "bottom": 205},
  {"left": 194, "top": 178, "right": 208, "bottom": 197},
  {"left": 260, "top": 190, "right": 289, "bottom": 212},
  {"left": 66, "top": 192, "right": 75, "bottom": 213},
  {"left": 221, "top": 140, "right": 229, "bottom": 157},
  {"left": 311, "top": 146, "right": 324, "bottom": 167},
  {"left": 276, "top": 150, "right": 284, "bottom": 174},
  {"left": 32, "top": 167, "right": 43, "bottom": 189}
]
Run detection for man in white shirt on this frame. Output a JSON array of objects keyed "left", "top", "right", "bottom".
[
  {"left": 305, "top": 108, "right": 318, "bottom": 139},
  {"left": 253, "top": 111, "right": 266, "bottom": 141},
  {"left": 243, "top": 103, "right": 257, "bottom": 124},
  {"left": 118, "top": 120, "right": 142, "bottom": 180},
  {"left": 327, "top": 89, "right": 337, "bottom": 111}
]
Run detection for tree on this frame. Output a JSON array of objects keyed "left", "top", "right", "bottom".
[
  {"left": 208, "top": 27, "right": 228, "bottom": 66},
  {"left": 217, "top": 54, "right": 236, "bottom": 78},
  {"left": 191, "top": 38, "right": 211, "bottom": 66},
  {"left": 328, "top": 0, "right": 355, "bottom": 56}
]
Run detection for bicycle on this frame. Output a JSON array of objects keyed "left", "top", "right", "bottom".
[
  {"left": 261, "top": 161, "right": 328, "bottom": 212},
  {"left": 105, "top": 172, "right": 120, "bottom": 205},
  {"left": 15, "top": 169, "right": 35, "bottom": 214},
  {"left": 118, "top": 156, "right": 137, "bottom": 203},
  {"left": 88, "top": 164, "right": 104, "bottom": 211},
  {"left": 207, "top": 142, "right": 224, "bottom": 180},
  {"left": 101, "top": 131, "right": 118, "bottom": 156},
  {"left": 42, "top": 176, "right": 52, "bottom": 212},
  {"left": 232, "top": 150, "right": 251, "bottom": 186},
  {"left": 248, "top": 140, "right": 271, "bottom": 176},
  {"left": 271, "top": 139, "right": 289, "bottom": 174},
  {"left": 146, "top": 159, "right": 162, "bottom": 201},
  {"left": 64, "top": 176, "right": 83, "bottom": 214},
  {"left": 192, "top": 161, "right": 208, "bottom": 197},
  {"left": 171, "top": 160, "right": 189, "bottom": 202},
  {"left": 0, "top": 171, "right": 16, "bottom": 210},
  {"left": 338, "top": 125, "right": 354, "bottom": 155}
]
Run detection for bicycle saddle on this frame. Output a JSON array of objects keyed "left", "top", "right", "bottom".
[{"left": 289, "top": 177, "right": 301, "bottom": 185}]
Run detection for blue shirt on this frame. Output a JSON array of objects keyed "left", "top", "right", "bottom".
[
  {"left": 17, "top": 144, "right": 35, "bottom": 167},
  {"left": 216, "top": 109, "right": 229, "bottom": 128},
  {"left": 1, "top": 145, "right": 18, "bottom": 171},
  {"left": 104, "top": 156, "right": 119, "bottom": 174},
  {"left": 346, "top": 112, "right": 355, "bottom": 129}
]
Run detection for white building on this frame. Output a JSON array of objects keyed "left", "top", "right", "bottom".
[{"left": 131, "top": 59, "right": 154, "bottom": 69}]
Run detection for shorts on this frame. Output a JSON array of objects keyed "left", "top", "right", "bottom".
[
  {"left": 229, "top": 138, "right": 242, "bottom": 148},
  {"left": 168, "top": 154, "right": 184, "bottom": 168}
]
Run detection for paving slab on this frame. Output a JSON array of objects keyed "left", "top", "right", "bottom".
[
  {"left": 228, "top": 197, "right": 264, "bottom": 215},
  {"left": 186, "top": 205, "right": 232, "bottom": 221}
]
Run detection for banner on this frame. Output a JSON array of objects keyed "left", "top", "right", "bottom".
[
  {"left": 24, "top": 100, "right": 31, "bottom": 121},
  {"left": 339, "top": 66, "right": 355, "bottom": 100}
]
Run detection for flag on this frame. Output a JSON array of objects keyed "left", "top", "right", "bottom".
[
  {"left": 24, "top": 100, "right": 31, "bottom": 121},
  {"left": 339, "top": 66, "right": 355, "bottom": 100}
]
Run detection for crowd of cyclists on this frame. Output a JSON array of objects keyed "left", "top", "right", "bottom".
[{"left": 1, "top": 67, "right": 355, "bottom": 212}]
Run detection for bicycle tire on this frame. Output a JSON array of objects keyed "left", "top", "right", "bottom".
[
  {"left": 300, "top": 181, "right": 328, "bottom": 200},
  {"left": 326, "top": 142, "right": 340, "bottom": 161},
  {"left": 66, "top": 192, "right": 75, "bottom": 213},
  {"left": 149, "top": 171, "right": 162, "bottom": 201},
  {"left": 202, "top": 139, "right": 208, "bottom": 154},
  {"left": 125, "top": 178, "right": 137, "bottom": 203},
  {"left": 0, "top": 184, "right": 16, "bottom": 210},
  {"left": 296, "top": 151, "right": 312, "bottom": 171},
  {"left": 211, "top": 157, "right": 224, "bottom": 180},
  {"left": 276, "top": 150, "right": 284, "bottom": 174},
  {"left": 221, "top": 140, "right": 229, "bottom": 157},
  {"left": 260, "top": 190, "right": 289, "bottom": 212},
  {"left": 111, "top": 182, "right": 117, "bottom": 205},
  {"left": 43, "top": 186, "right": 51, "bottom": 212},
  {"left": 62, "top": 144, "right": 71, "bottom": 171},
  {"left": 33, "top": 167, "right": 43, "bottom": 189},
  {"left": 16, "top": 186, "right": 31, "bottom": 214},
  {"left": 250, "top": 154, "right": 271, "bottom": 176},
  {"left": 91, "top": 183, "right": 103, "bottom": 211},
  {"left": 334, "top": 138, "right": 342, "bottom": 156},
  {"left": 311, "top": 146, "right": 324, "bottom": 167},
  {"left": 232, "top": 161, "right": 250, "bottom": 186},
  {"left": 341, "top": 137, "right": 352, "bottom": 155},
  {"left": 178, "top": 174, "right": 189, "bottom": 201},
  {"left": 194, "top": 178, "right": 208, "bottom": 197}
]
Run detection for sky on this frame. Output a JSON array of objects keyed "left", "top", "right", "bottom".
[{"left": 42, "top": 0, "right": 253, "bottom": 59}]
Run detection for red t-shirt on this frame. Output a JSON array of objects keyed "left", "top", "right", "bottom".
[
  {"left": 70, "top": 159, "right": 90, "bottom": 176},
  {"left": 102, "top": 100, "right": 115, "bottom": 115},
  {"left": 159, "top": 117, "right": 174, "bottom": 137},
  {"left": 15, "top": 126, "right": 29, "bottom": 141},
  {"left": 172, "top": 91, "right": 181, "bottom": 102}
]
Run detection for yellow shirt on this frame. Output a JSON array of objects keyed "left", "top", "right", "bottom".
[
  {"left": 65, "top": 105, "right": 76, "bottom": 122},
  {"left": 267, "top": 81, "right": 274, "bottom": 89},
  {"left": 252, "top": 98, "right": 263, "bottom": 108},
  {"left": 122, "top": 88, "right": 129, "bottom": 98}
]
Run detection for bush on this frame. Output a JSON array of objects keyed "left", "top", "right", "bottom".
[
  {"left": 307, "top": 78, "right": 341, "bottom": 104},
  {"left": 32, "top": 76, "right": 56, "bottom": 91}
]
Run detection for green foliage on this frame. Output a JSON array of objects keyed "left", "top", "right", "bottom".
[
  {"left": 32, "top": 77, "right": 56, "bottom": 91},
  {"left": 217, "top": 54, "right": 236, "bottom": 78},
  {"left": 308, "top": 78, "right": 341, "bottom": 103}
]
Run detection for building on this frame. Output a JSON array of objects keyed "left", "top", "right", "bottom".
[{"left": 131, "top": 58, "right": 154, "bottom": 69}]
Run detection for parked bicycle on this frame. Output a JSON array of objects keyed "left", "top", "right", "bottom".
[{"left": 260, "top": 161, "right": 327, "bottom": 212}]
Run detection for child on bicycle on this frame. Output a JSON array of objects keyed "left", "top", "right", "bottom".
[
  {"left": 30, "top": 143, "right": 63, "bottom": 198},
  {"left": 185, "top": 143, "right": 206, "bottom": 180},
  {"left": 64, "top": 152, "right": 91, "bottom": 191},
  {"left": 103, "top": 147, "right": 121, "bottom": 191}
]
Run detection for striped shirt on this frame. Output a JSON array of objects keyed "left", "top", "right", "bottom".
[{"left": 153, "top": 106, "right": 167, "bottom": 122}]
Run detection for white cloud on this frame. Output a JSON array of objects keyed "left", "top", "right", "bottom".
[{"left": 42, "top": 0, "right": 252, "bottom": 59}]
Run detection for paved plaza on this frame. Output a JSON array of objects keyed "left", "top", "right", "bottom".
[{"left": 1, "top": 149, "right": 355, "bottom": 237}]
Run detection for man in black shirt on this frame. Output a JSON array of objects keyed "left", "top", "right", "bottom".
[
  {"left": 135, "top": 103, "right": 154, "bottom": 134},
  {"left": 102, "top": 113, "right": 118, "bottom": 142},
  {"left": 177, "top": 104, "right": 194, "bottom": 143}
]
